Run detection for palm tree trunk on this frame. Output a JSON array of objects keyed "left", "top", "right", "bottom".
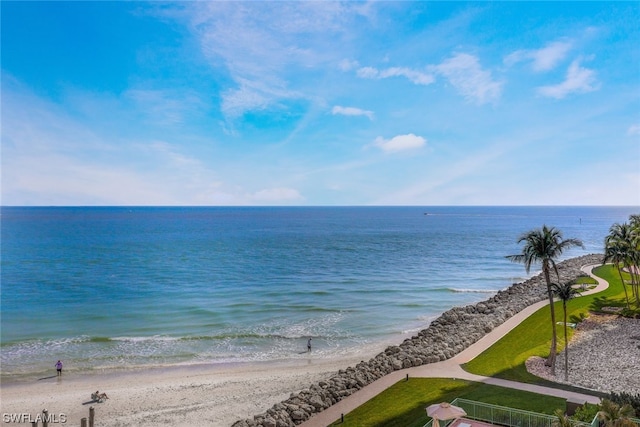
[
  {"left": 563, "top": 301, "right": 569, "bottom": 382},
  {"left": 633, "top": 266, "right": 640, "bottom": 306},
  {"left": 543, "top": 263, "right": 557, "bottom": 374},
  {"left": 632, "top": 254, "right": 640, "bottom": 305},
  {"left": 616, "top": 263, "right": 631, "bottom": 310}
]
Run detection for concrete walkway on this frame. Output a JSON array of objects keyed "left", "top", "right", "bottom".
[{"left": 300, "top": 265, "right": 607, "bottom": 427}]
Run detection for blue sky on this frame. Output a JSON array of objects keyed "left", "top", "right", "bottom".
[{"left": 2, "top": 1, "right": 639, "bottom": 206}]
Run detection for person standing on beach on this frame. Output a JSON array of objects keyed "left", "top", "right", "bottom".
[
  {"left": 55, "top": 360, "right": 63, "bottom": 376},
  {"left": 307, "top": 338, "right": 312, "bottom": 352}
]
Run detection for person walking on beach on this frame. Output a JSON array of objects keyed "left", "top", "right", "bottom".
[
  {"left": 55, "top": 360, "right": 63, "bottom": 376},
  {"left": 307, "top": 338, "right": 312, "bottom": 353},
  {"left": 95, "top": 390, "right": 109, "bottom": 400}
]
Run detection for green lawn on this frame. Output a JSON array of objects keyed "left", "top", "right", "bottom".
[
  {"left": 329, "top": 378, "right": 566, "bottom": 427},
  {"left": 330, "top": 264, "right": 636, "bottom": 427},
  {"left": 462, "top": 264, "right": 635, "bottom": 382}
]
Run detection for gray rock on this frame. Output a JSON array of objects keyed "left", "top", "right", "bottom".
[{"left": 262, "top": 417, "right": 276, "bottom": 427}]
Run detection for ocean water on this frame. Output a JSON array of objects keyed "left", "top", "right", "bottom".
[{"left": 1, "top": 206, "right": 637, "bottom": 379}]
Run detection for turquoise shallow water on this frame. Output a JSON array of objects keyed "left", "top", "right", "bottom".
[{"left": 1, "top": 206, "right": 637, "bottom": 378}]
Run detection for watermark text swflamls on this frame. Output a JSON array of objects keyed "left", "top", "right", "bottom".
[{"left": 2, "top": 412, "right": 67, "bottom": 424}]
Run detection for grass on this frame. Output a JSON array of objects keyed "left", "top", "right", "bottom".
[
  {"left": 589, "top": 267, "right": 640, "bottom": 317},
  {"left": 328, "top": 378, "right": 566, "bottom": 427},
  {"left": 462, "top": 264, "right": 637, "bottom": 382},
  {"left": 328, "top": 265, "right": 638, "bottom": 427}
]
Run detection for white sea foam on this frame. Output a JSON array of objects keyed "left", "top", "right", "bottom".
[
  {"left": 110, "top": 336, "right": 180, "bottom": 342},
  {"left": 448, "top": 288, "right": 499, "bottom": 293}
]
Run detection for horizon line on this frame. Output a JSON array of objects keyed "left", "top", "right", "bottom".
[{"left": 2, "top": 204, "right": 638, "bottom": 209}]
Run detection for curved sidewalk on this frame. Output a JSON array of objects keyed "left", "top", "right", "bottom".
[{"left": 300, "top": 265, "right": 607, "bottom": 427}]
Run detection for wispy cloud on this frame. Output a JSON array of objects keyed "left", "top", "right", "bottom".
[
  {"left": 372, "top": 138, "right": 515, "bottom": 205},
  {"left": 374, "top": 134, "right": 426, "bottom": 153},
  {"left": 537, "top": 58, "right": 599, "bottom": 99},
  {"left": 251, "top": 187, "right": 303, "bottom": 202},
  {"left": 220, "top": 78, "right": 303, "bottom": 119},
  {"left": 180, "top": 2, "right": 365, "bottom": 119},
  {"left": 627, "top": 124, "right": 640, "bottom": 136},
  {"left": 356, "top": 66, "right": 435, "bottom": 86},
  {"left": 339, "top": 59, "right": 360, "bottom": 71},
  {"left": 2, "top": 80, "right": 232, "bottom": 205},
  {"left": 124, "top": 88, "right": 205, "bottom": 125},
  {"left": 332, "top": 105, "right": 374, "bottom": 120},
  {"left": 355, "top": 52, "right": 501, "bottom": 104},
  {"left": 431, "top": 53, "right": 502, "bottom": 104},
  {"left": 504, "top": 40, "right": 573, "bottom": 72}
]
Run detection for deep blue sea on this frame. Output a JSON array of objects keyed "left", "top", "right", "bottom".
[{"left": 1, "top": 206, "right": 637, "bottom": 379}]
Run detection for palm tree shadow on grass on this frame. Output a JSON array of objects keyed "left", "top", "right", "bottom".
[
  {"left": 569, "top": 312, "right": 588, "bottom": 323},
  {"left": 590, "top": 295, "right": 627, "bottom": 312},
  {"left": 472, "top": 363, "right": 608, "bottom": 398}
]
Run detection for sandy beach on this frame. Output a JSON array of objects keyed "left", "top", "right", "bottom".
[
  {"left": 5, "top": 308, "right": 631, "bottom": 427},
  {"left": 0, "top": 354, "right": 380, "bottom": 427},
  {"left": 2, "top": 342, "right": 422, "bottom": 427}
]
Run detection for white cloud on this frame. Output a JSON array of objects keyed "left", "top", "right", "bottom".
[
  {"left": 374, "top": 134, "right": 426, "bottom": 153},
  {"left": 251, "top": 187, "right": 303, "bottom": 202},
  {"left": 332, "top": 106, "right": 374, "bottom": 120},
  {"left": 1, "top": 80, "right": 241, "bottom": 206},
  {"left": 124, "top": 88, "right": 204, "bottom": 125},
  {"left": 356, "top": 66, "right": 379, "bottom": 79},
  {"left": 356, "top": 54, "right": 500, "bottom": 103},
  {"left": 504, "top": 41, "right": 573, "bottom": 72},
  {"left": 537, "top": 59, "right": 599, "bottom": 99},
  {"left": 339, "top": 59, "right": 359, "bottom": 71},
  {"left": 627, "top": 124, "right": 640, "bottom": 136},
  {"left": 221, "top": 82, "right": 271, "bottom": 118},
  {"left": 356, "top": 66, "right": 435, "bottom": 85},
  {"left": 371, "top": 138, "right": 516, "bottom": 205},
  {"left": 380, "top": 67, "right": 435, "bottom": 85},
  {"left": 179, "top": 2, "right": 365, "bottom": 119},
  {"left": 220, "top": 77, "right": 308, "bottom": 118},
  {"left": 431, "top": 53, "right": 502, "bottom": 104}
]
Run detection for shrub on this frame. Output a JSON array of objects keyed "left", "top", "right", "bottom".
[
  {"left": 572, "top": 403, "right": 600, "bottom": 423},
  {"left": 607, "top": 392, "right": 640, "bottom": 415}
]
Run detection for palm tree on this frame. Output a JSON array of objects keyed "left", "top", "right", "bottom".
[
  {"left": 506, "top": 225, "right": 584, "bottom": 373},
  {"left": 605, "top": 222, "right": 639, "bottom": 306},
  {"left": 553, "top": 409, "right": 573, "bottom": 427},
  {"left": 628, "top": 215, "right": 640, "bottom": 303},
  {"left": 597, "top": 399, "right": 636, "bottom": 427},
  {"left": 603, "top": 234, "right": 632, "bottom": 309},
  {"left": 550, "top": 282, "right": 581, "bottom": 381}
]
